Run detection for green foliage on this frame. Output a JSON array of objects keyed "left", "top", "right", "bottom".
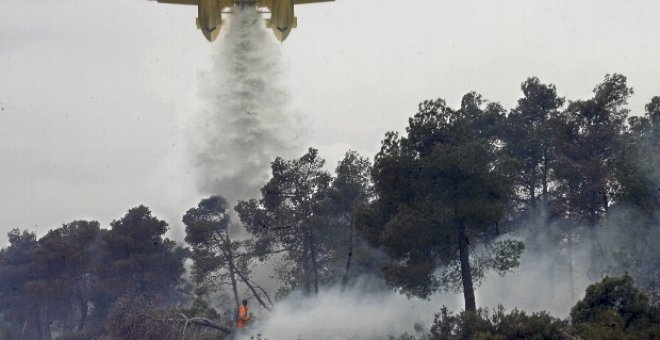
[
  {"left": 236, "top": 148, "right": 334, "bottom": 295},
  {"left": 35, "top": 221, "right": 101, "bottom": 331},
  {"left": 320, "top": 151, "right": 386, "bottom": 286},
  {"left": 98, "top": 206, "right": 188, "bottom": 300},
  {"left": 184, "top": 196, "right": 231, "bottom": 251},
  {"left": 609, "top": 96, "right": 660, "bottom": 304},
  {"left": 427, "top": 305, "right": 569, "bottom": 340},
  {"left": 1, "top": 224, "right": 104, "bottom": 338},
  {"left": 403, "top": 277, "right": 660, "bottom": 340},
  {"left": 356, "top": 94, "right": 523, "bottom": 310},
  {"left": 501, "top": 77, "right": 564, "bottom": 208},
  {"left": 183, "top": 196, "right": 242, "bottom": 297},
  {"left": 570, "top": 275, "right": 660, "bottom": 339},
  {"left": 619, "top": 96, "right": 660, "bottom": 218},
  {"left": 552, "top": 74, "right": 632, "bottom": 225},
  {"left": 0, "top": 229, "right": 49, "bottom": 339},
  {"left": 331, "top": 150, "right": 374, "bottom": 208}
]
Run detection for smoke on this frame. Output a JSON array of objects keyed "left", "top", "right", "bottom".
[
  {"left": 478, "top": 206, "right": 659, "bottom": 315},
  {"left": 473, "top": 210, "right": 596, "bottom": 317},
  {"left": 240, "top": 276, "right": 464, "bottom": 340},
  {"left": 189, "top": 6, "right": 304, "bottom": 205},
  {"left": 230, "top": 202, "right": 660, "bottom": 339}
]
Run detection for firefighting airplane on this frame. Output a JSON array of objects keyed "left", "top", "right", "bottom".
[{"left": 153, "top": 0, "right": 334, "bottom": 42}]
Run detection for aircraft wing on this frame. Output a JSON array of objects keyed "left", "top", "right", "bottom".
[
  {"left": 293, "top": 0, "right": 334, "bottom": 3},
  {"left": 155, "top": 0, "right": 198, "bottom": 5},
  {"left": 156, "top": 0, "right": 234, "bottom": 8}
]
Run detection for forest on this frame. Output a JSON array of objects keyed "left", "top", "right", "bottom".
[{"left": 1, "top": 74, "right": 659, "bottom": 339}]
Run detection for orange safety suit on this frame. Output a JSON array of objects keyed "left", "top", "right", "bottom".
[{"left": 236, "top": 305, "right": 249, "bottom": 329}]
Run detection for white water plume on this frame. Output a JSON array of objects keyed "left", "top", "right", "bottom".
[{"left": 190, "top": 6, "right": 304, "bottom": 205}]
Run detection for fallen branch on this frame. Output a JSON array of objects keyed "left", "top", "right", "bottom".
[{"left": 167, "top": 314, "right": 232, "bottom": 336}]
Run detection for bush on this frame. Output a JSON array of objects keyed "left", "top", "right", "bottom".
[
  {"left": 570, "top": 275, "right": 660, "bottom": 339},
  {"left": 102, "top": 294, "right": 182, "bottom": 340},
  {"left": 399, "top": 275, "right": 660, "bottom": 340},
  {"left": 428, "top": 305, "right": 570, "bottom": 340}
]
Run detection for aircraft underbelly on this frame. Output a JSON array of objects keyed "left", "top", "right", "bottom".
[
  {"left": 270, "top": 0, "right": 294, "bottom": 41},
  {"left": 154, "top": 0, "right": 333, "bottom": 43},
  {"left": 198, "top": 0, "right": 222, "bottom": 41}
]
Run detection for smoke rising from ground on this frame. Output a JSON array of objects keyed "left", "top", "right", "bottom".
[
  {"left": 241, "top": 277, "right": 463, "bottom": 340},
  {"left": 236, "top": 203, "right": 658, "bottom": 339},
  {"left": 475, "top": 210, "right": 600, "bottom": 317},
  {"left": 477, "top": 205, "right": 659, "bottom": 315},
  {"left": 190, "top": 7, "right": 304, "bottom": 205}
]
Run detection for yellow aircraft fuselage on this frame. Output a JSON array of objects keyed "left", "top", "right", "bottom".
[
  {"left": 267, "top": 0, "right": 295, "bottom": 42},
  {"left": 199, "top": 0, "right": 223, "bottom": 42},
  {"left": 154, "top": 0, "right": 333, "bottom": 42}
]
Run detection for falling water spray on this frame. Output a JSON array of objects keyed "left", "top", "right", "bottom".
[{"left": 191, "top": 6, "right": 304, "bottom": 205}]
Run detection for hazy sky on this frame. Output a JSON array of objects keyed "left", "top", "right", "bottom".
[{"left": 1, "top": 0, "right": 659, "bottom": 242}]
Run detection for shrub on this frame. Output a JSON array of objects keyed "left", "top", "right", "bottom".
[
  {"left": 102, "top": 294, "right": 181, "bottom": 340},
  {"left": 429, "top": 305, "right": 570, "bottom": 340},
  {"left": 570, "top": 275, "right": 660, "bottom": 339}
]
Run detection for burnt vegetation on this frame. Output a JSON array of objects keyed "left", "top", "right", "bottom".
[{"left": 1, "top": 74, "right": 659, "bottom": 339}]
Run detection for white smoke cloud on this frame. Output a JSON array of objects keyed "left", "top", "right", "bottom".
[
  {"left": 189, "top": 6, "right": 305, "bottom": 205},
  {"left": 476, "top": 204, "right": 660, "bottom": 317},
  {"left": 240, "top": 276, "right": 463, "bottom": 340},
  {"left": 474, "top": 211, "right": 594, "bottom": 317},
  {"left": 230, "top": 203, "right": 660, "bottom": 340}
]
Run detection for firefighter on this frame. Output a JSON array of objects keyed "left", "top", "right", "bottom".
[{"left": 236, "top": 299, "right": 250, "bottom": 330}]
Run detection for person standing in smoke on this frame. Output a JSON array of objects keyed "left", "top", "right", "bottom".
[{"left": 236, "top": 299, "right": 250, "bottom": 330}]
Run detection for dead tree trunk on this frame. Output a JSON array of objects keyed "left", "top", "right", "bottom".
[
  {"left": 173, "top": 313, "right": 232, "bottom": 336},
  {"left": 223, "top": 228, "right": 241, "bottom": 310}
]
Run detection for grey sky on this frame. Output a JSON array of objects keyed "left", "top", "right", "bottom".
[{"left": 1, "top": 0, "right": 659, "bottom": 242}]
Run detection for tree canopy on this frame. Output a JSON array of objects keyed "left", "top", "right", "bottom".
[{"left": 356, "top": 94, "right": 524, "bottom": 311}]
